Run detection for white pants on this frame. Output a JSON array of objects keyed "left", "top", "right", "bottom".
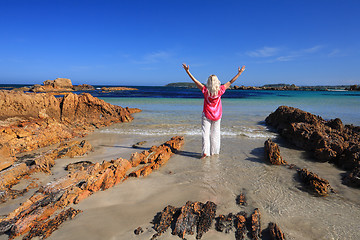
[{"left": 202, "top": 113, "right": 221, "bottom": 156}]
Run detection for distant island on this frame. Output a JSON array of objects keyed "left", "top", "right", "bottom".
[
  {"left": 165, "top": 82, "right": 196, "bottom": 88},
  {"left": 166, "top": 82, "right": 360, "bottom": 91}
]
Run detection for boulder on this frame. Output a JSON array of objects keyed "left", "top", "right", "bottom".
[
  {"left": 73, "top": 84, "right": 95, "bottom": 91},
  {"left": 43, "top": 78, "right": 73, "bottom": 89},
  {"left": 265, "top": 106, "right": 360, "bottom": 188}
]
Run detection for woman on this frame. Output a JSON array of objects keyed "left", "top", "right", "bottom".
[{"left": 182, "top": 63, "right": 245, "bottom": 158}]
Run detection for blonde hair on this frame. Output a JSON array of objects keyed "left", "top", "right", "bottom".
[{"left": 207, "top": 75, "right": 221, "bottom": 97}]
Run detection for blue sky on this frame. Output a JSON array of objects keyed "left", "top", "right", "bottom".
[{"left": 1, "top": 0, "right": 359, "bottom": 86}]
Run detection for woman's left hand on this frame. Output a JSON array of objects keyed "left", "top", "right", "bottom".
[{"left": 182, "top": 63, "right": 189, "bottom": 71}]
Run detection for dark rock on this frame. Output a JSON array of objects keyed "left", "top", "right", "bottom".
[
  {"left": 134, "top": 226, "right": 144, "bottom": 235},
  {"left": 215, "top": 213, "right": 234, "bottom": 233},
  {"left": 172, "top": 201, "right": 201, "bottom": 238},
  {"left": 268, "top": 222, "right": 286, "bottom": 240},
  {"left": 265, "top": 106, "right": 360, "bottom": 188},
  {"left": 264, "top": 139, "right": 287, "bottom": 165},
  {"left": 153, "top": 205, "right": 178, "bottom": 236},
  {"left": 196, "top": 201, "right": 217, "bottom": 239},
  {"left": 151, "top": 200, "right": 216, "bottom": 240},
  {"left": 297, "top": 168, "right": 332, "bottom": 196},
  {"left": 234, "top": 212, "right": 247, "bottom": 240},
  {"left": 236, "top": 193, "right": 247, "bottom": 206},
  {"left": 73, "top": 84, "right": 95, "bottom": 91}
]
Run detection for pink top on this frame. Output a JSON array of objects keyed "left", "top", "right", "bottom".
[{"left": 202, "top": 85, "right": 226, "bottom": 121}]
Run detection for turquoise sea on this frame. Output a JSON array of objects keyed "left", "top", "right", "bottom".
[{"left": 97, "top": 88, "right": 360, "bottom": 138}]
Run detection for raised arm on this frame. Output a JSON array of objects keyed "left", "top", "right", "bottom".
[
  {"left": 224, "top": 65, "right": 246, "bottom": 90},
  {"left": 182, "top": 63, "right": 204, "bottom": 91}
]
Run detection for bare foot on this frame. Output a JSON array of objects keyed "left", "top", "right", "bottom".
[{"left": 200, "top": 154, "right": 207, "bottom": 159}]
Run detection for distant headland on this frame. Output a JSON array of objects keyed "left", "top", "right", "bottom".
[{"left": 166, "top": 82, "right": 360, "bottom": 91}]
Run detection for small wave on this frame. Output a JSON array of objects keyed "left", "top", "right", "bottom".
[{"left": 98, "top": 126, "right": 276, "bottom": 139}]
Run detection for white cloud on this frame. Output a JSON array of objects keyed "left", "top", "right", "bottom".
[
  {"left": 276, "top": 55, "right": 296, "bottom": 62},
  {"left": 133, "top": 51, "right": 172, "bottom": 64},
  {"left": 302, "top": 45, "right": 323, "bottom": 53},
  {"left": 246, "top": 47, "right": 280, "bottom": 57},
  {"left": 247, "top": 45, "right": 325, "bottom": 62}
]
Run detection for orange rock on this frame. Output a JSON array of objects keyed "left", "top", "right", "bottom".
[
  {"left": 128, "top": 136, "right": 184, "bottom": 178},
  {"left": 264, "top": 139, "right": 287, "bottom": 165},
  {"left": 0, "top": 137, "right": 181, "bottom": 239},
  {"left": 0, "top": 163, "right": 29, "bottom": 190}
]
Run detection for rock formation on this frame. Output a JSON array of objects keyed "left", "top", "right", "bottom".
[
  {"left": 30, "top": 78, "right": 74, "bottom": 92},
  {"left": 151, "top": 201, "right": 217, "bottom": 240},
  {"left": 128, "top": 136, "right": 184, "bottom": 178},
  {"left": 0, "top": 136, "right": 184, "bottom": 239},
  {"left": 0, "top": 90, "right": 140, "bottom": 157},
  {"left": 236, "top": 193, "right": 247, "bottom": 206},
  {"left": 0, "top": 140, "right": 92, "bottom": 203},
  {"left": 268, "top": 222, "right": 286, "bottom": 240},
  {"left": 265, "top": 106, "right": 360, "bottom": 188},
  {"left": 148, "top": 203, "right": 284, "bottom": 240},
  {"left": 297, "top": 168, "right": 333, "bottom": 196},
  {"left": 264, "top": 139, "right": 287, "bottom": 165},
  {"left": 72, "top": 84, "right": 95, "bottom": 91},
  {"left": 250, "top": 208, "right": 261, "bottom": 240}
]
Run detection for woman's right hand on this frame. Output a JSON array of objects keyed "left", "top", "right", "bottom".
[
  {"left": 182, "top": 63, "right": 189, "bottom": 71},
  {"left": 238, "top": 65, "right": 245, "bottom": 73}
]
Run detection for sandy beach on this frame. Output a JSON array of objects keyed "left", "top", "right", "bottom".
[{"left": 2, "top": 128, "right": 358, "bottom": 240}]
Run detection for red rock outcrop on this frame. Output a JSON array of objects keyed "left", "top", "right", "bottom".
[
  {"left": 0, "top": 90, "right": 140, "bottom": 157},
  {"left": 128, "top": 136, "right": 184, "bottom": 178},
  {"left": 0, "top": 137, "right": 183, "bottom": 239},
  {"left": 265, "top": 106, "right": 360, "bottom": 188},
  {"left": 264, "top": 139, "right": 287, "bottom": 165},
  {"left": 22, "top": 207, "right": 82, "bottom": 240},
  {"left": 0, "top": 140, "right": 92, "bottom": 203}
]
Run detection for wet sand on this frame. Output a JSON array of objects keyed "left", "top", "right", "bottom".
[{"left": 2, "top": 124, "right": 358, "bottom": 240}]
